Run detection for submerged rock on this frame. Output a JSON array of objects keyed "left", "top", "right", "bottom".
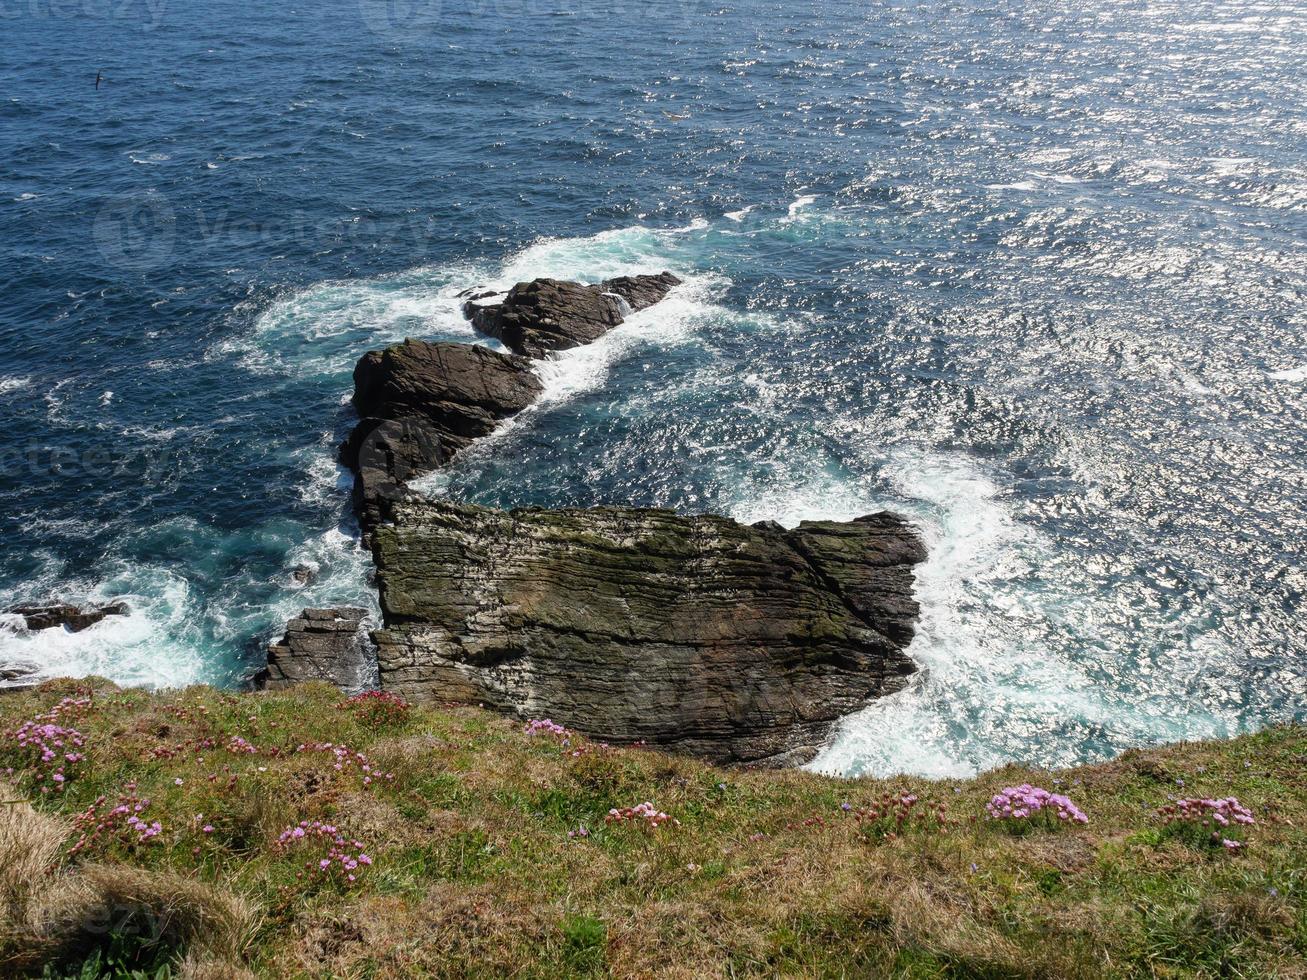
[
  {"left": 255, "top": 607, "right": 375, "bottom": 694},
  {"left": 470, "top": 272, "right": 681, "bottom": 357},
  {"left": 6, "top": 602, "right": 128, "bottom": 633},
  {"left": 369, "top": 499, "right": 925, "bottom": 765}
]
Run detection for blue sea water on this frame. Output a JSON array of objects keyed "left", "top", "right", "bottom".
[{"left": 1, "top": 0, "right": 1304, "bottom": 776}]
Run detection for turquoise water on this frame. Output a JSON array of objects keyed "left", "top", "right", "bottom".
[{"left": 1, "top": 0, "right": 1304, "bottom": 776}]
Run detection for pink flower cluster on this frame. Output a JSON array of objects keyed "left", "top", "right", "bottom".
[
  {"left": 606, "top": 802, "right": 678, "bottom": 831},
  {"left": 5, "top": 699, "right": 93, "bottom": 791},
  {"left": 295, "top": 741, "right": 394, "bottom": 788},
  {"left": 341, "top": 690, "right": 410, "bottom": 726},
  {"left": 987, "top": 785, "right": 1089, "bottom": 825},
  {"left": 524, "top": 718, "right": 569, "bottom": 737},
  {"left": 275, "top": 820, "right": 373, "bottom": 884},
  {"left": 226, "top": 735, "right": 259, "bottom": 754},
  {"left": 1159, "top": 797, "right": 1255, "bottom": 850},
  {"left": 8, "top": 721, "right": 86, "bottom": 786},
  {"left": 843, "top": 790, "right": 952, "bottom": 839},
  {"left": 70, "top": 788, "right": 162, "bottom": 855}
]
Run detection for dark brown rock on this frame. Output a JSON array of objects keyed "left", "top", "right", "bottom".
[
  {"left": 369, "top": 499, "right": 925, "bottom": 765},
  {"left": 600, "top": 271, "right": 682, "bottom": 312},
  {"left": 340, "top": 340, "right": 543, "bottom": 531},
  {"left": 349, "top": 339, "right": 542, "bottom": 448},
  {"left": 255, "top": 607, "right": 375, "bottom": 693},
  {"left": 471, "top": 272, "right": 681, "bottom": 358},
  {"left": 7, "top": 602, "right": 129, "bottom": 633}
]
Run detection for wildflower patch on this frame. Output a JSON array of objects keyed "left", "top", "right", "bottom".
[
  {"left": 276, "top": 820, "right": 374, "bottom": 885},
  {"left": 606, "top": 801, "right": 678, "bottom": 831},
  {"left": 1157, "top": 796, "right": 1255, "bottom": 851},
  {"left": 341, "top": 691, "right": 410, "bottom": 727},
  {"left": 987, "top": 785, "right": 1089, "bottom": 829}
]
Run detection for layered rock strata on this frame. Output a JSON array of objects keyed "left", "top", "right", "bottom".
[
  {"left": 370, "top": 499, "right": 925, "bottom": 764},
  {"left": 262, "top": 270, "right": 927, "bottom": 766},
  {"left": 256, "top": 607, "right": 374, "bottom": 694}
]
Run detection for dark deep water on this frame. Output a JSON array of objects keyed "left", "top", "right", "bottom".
[{"left": 1, "top": 0, "right": 1304, "bottom": 775}]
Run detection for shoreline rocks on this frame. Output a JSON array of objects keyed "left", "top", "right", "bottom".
[
  {"left": 340, "top": 340, "right": 543, "bottom": 532},
  {"left": 259, "top": 268, "right": 927, "bottom": 766},
  {"left": 255, "top": 607, "right": 375, "bottom": 694},
  {"left": 470, "top": 272, "right": 681, "bottom": 357},
  {"left": 6, "top": 602, "right": 129, "bottom": 633},
  {"left": 370, "top": 500, "right": 925, "bottom": 765}
]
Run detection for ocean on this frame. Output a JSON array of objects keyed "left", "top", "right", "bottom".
[{"left": 1, "top": 0, "right": 1303, "bottom": 777}]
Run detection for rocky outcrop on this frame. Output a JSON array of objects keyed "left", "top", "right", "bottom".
[
  {"left": 600, "top": 272, "right": 683, "bottom": 312},
  {"left": 338, "top": 276, "right": 681, "bottom": 533},
  {"left": 470, "top": 272, "right": 681, "bottom": 357},
  {"left": 0, "top": 662, "right": 40, "bottom": 688},
  {"left": 6, "top": 602, "right": 128, "bottom": 633},
  {"left": 273, "top": 266, "right": 927, "bottom": 766},
  {"left": 256, "top": 607, "right": 375, "bottom": 694},
  {"left": 340, "top": 340, "right": 543, "bottom": 531},
  {"left": 369, "top": 499, "right": 925, "bottom": 765}
]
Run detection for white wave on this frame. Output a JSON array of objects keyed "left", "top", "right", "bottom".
[
  {"left": 724, "top": 205, "right": 755, "bottom": 221},
  {"left": 781, "top": 193, "right": 818, "bottom": 223},
  {"left": 0, "top": 565, "right": 211, "bottom": 690},
  {"left": 228, "top": 221, "right": 708, "bottom": 382},
  {"left": 0, "top": 376, "right": 31, "bottom": 395},
  {"left": 803, "top": 448, "right": 1232, "bottom": 779},
  {"left": 1268, "top": 365, "right": 1307, "bottom": 382},
  {"left": 270, "top": 527, "right": 379, "bottom": 627},
  {"left": 13, "top": 192, "right": 39, "bottom": 202},
  {"left": 1206, "top": 156, "right": 1257, "bottom": 176},
  {"left": 295, "top": 435, "right": 354, "bottom": 510},
  {"left": 532, "top": 274, "right": 721, "bottom": 408}
]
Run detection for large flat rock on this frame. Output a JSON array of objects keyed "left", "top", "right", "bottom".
[{"left": 369, "top": 499, "right": 925, "bottom": 764}]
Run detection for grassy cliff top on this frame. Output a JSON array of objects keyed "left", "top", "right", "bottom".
[{"left": 1, "top": 679, "right": 1303, "bottom": 978}]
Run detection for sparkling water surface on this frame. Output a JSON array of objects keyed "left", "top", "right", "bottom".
[{"left": 1, "top": 0, "right": 1304, "bottom": 776}]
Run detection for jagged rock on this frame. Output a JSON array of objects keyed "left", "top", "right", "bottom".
[
  {"left": 0, "top": 662, "right": 40, "bottom": 684},
  {"left": 349, "top": 339, "right": 543, "bottom": 449},
  {"left": 458, "top": 290, "right": 504, "bottom": 320},
  {"left": 291, "top": 565, "right": 316, "bottom": 586},
  {"left": 256, "top": 607, "right": 375, "bottom": 693},
  {"left": 471, "top": 272, "right": 681, "bottom": 357},
  {"left": 369, "top": 499, "right": 925, "bottom": 764},
  {"left": 340, "top": 340, "right": 543, "bottom": 531},
  {"left": 600, "top": 271, "right": 682, "bottom": 312},
  {"left": 6, "top": 602, "right": 128, "bottom": 633}
]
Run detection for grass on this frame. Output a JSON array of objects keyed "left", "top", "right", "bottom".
[{"left": 0, "top": 677, "right": 1304, "bottom": 978}]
